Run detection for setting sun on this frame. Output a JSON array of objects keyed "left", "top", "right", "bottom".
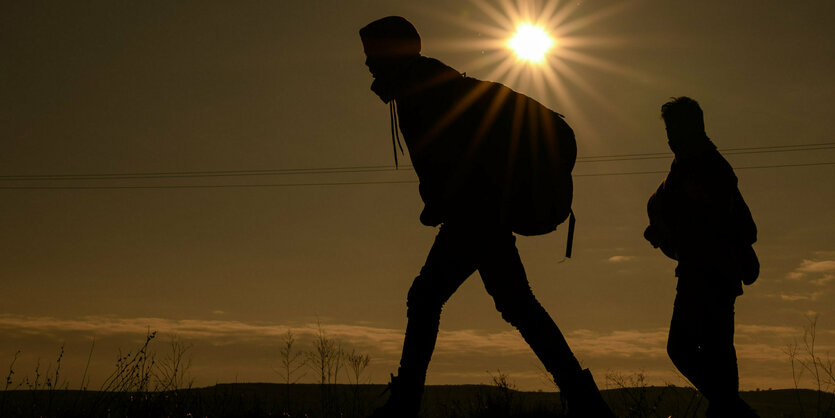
[{"left": 507, "top": 23, "right": 555, "bottom": 63}]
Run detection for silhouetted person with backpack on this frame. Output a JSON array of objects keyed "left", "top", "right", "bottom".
[
  {"left": 644, "top": 97, "right": 760, "bottom": 418},
  {"left": 360, "top": 16, "right": 613, "bottom": 418}
]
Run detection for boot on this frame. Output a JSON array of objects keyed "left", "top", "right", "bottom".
[
  {"left": 368, "top": 373, "right": 422, "bottom": 418},
  {"left": 705, "top": 395, "right": 759, "bottom": 418},
  {"left": 559, "top": 368, "right": 616, "bottom": 418}
]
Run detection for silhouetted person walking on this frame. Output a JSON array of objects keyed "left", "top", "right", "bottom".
[
  {"left": 359, "top": 16, "right": 613, "bottom": 418},
  {"left": 644, "top": 97, "right": 760, "bottom": 418}
]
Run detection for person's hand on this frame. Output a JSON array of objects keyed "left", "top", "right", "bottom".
[
  {"left": 644, "top": 225, "right": 661, "bottom": 248},
  {"left": 645, "top": 224, "right": 678, "bottom": 260}
]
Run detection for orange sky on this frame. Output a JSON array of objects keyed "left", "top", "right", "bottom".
[{"left": 1, "top": 0, "right": 834, "bottom": 391}]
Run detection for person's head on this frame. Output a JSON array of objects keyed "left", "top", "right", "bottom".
[
  {"left": 360, "top": 16, "right": 421, "bottom": 102},
  {"left": 660, "top": 96, "right": 707, "bottom": 155},
  {"left": 360, "top": 16, "right": 420, "bottom": 75}
]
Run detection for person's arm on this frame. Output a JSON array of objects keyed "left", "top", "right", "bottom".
[{"left": 645, "top": 179, "right": 678, "bottom": 259}]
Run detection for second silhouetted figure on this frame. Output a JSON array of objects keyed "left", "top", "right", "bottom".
[{"left": 645, "top": 97, "right": 760, "bottom": 417}]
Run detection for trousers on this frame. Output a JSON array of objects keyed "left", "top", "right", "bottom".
[
  {"left": 396, "top": 222, "right": 582, "bottom": 389},
  {"left": 667, "top": 288, "right": 740, "bottom": 406}
]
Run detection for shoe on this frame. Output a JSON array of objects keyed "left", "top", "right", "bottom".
[
  {"left": 368, "top": 373, "right": 421, "bottom": 418},
  {"left": 705, "top": 398, "right": 760, "bottom": 418},
  {"left": 705, "top": 395, "right": 759, "bottom": 418},
  {"left": 560, "top": 369, "right": 616, "bottom": 418}
]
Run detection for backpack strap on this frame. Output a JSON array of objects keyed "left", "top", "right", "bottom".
[
  {"left": 565, "top": 209, "right": 576, "bottom": 258},
  {"left": 390, "top": 100, "right": 404, "bottom": 168}
]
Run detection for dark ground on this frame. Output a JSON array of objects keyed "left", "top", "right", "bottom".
[{"left": 1, "top": 383, "right": 832, "bottom": 417}]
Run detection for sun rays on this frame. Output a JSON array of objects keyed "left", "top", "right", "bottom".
[{"left": 415, "top": 0, "right": 649, "bottom": 139}]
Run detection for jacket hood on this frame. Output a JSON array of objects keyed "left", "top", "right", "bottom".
[{"left": 391, "top": 56, "right": 462, "bottom": 101}]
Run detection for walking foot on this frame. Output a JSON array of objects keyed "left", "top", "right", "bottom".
[
  {"left": 561, "top": 368, "right": 615, "bottom": 418},
  {"left": 368, "top": 373, "right": 421, "bottom": 418}
]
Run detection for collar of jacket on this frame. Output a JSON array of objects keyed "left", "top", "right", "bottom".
[
  {"left": 672, "top": 137, "right": 718, "bottom": 166},
  {"left": 387, "top": 56, "right": 462, "bottom": 101}
]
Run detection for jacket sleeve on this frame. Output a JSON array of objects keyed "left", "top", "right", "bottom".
[{"left": 645, "top": 178, "right": 678, "bottom": 259}]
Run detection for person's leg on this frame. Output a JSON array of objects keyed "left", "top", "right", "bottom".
[
  {"left": 667, "top": 291, "right": 711, "bottom": 394},
  {"left": 477, "top": 232, "right": 581, "bottom": 379},
  {"left": 375, "top": 224, "right": 478, "bottom": 416},
  {"left": 701, "top": 295, "right": 758, "bottom": 417},
  {"left": 669, "top": 292, "right": 757, "bottom": 416},
  {"left": 476, "top": 231, "right": 613, "bottom": 417},
  {"left": 398, "top": 225, "right": 478, "bottom": 382}
]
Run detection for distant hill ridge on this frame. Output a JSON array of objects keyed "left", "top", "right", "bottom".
[{"left": 2, "top": 383, "right": 832, "bottom": 417}]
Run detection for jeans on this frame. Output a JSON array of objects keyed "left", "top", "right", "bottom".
[
  {"left": 667, "top": 289, "right": 739, "bottom": 406},
  {"left": 396, "top": 222, "right": 582, "bottom": 389}
]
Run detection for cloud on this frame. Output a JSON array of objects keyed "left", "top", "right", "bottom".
[
  {"left": 736, "top": 324, "right": 798, "bottom": 337},
  {"left": 564, "top": 324, "right": 811, "bottom": 363},
  {"left": 607, "top": 256, "right": 634, "bottom": 263},
  {"left": 435, "top": 329, "right": 529, "bottom": 355},
  {"left": 0, "top": 315, "right": 529, "bottom": 357},
  {"left": 567, "top": 329, "right": 668, "bottom": 358},
  {"left": 0, "top": 314, "right": 284, "bottom": 340},
  {"left": 0, "top": 315, "right": 672, "bottom": 364},
  {"left": 786, "top": 258, "right": 835, "bottom": 284},
  {"left": 780, "top": 292, "right": 824, "bottom": 302},
  {"left": 0, "top": 314, "right": 401, "bottom": 349},
  {"left": 779, "top": 257, "right": 835, "bottom": 304},
  {"left": 797, "top": 260, "right": 835, "bottom": 274},
  {"left": 1, "top": 314, "right": 826, "bottom": 391},
  {"left": 811, "top": 275, "right": 835, "bottom": 286},
  {"left": 0, "top": 314, "right": 803, "bottom": 364}
]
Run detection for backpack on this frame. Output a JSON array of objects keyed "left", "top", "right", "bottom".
[
  {"left": 389, "top": 64, "right": 577, "bottom": 255},
  {"left": 730, "top": 187, "right": 759, "bottom": 285},
  {"left": 453, "top": 77, "right": 577, "bottom": 252},
  {"left": 460, "top": 77, "right": 577, "bottom": 230}
]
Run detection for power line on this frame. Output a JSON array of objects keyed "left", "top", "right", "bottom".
[
  {"left": 578, "top": 145, "right": 835, "bottom": 162},
  {"left": 0, "top": 165, "right": 403, "bottom": 181},
  {"left": 577, "top": 141, "right": 835, "bottom": 160},
  {"left": 573, "top": 161, "right": 835, "bottom": 177},
  {"left": 0, "top": 180, "right": 420, "bottom": 190},
  {"left": 1, "top": 142, "right": 833, "bottom": 182},
  {"left": 1, "top": 161, "right": 832, "bottom": 190}
]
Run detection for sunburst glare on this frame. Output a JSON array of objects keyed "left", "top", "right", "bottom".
[
  {"left": 508, "top": 23, "right": 555, "bottom": 63},
  {"left": 420, "top": 0, "right": 648, "bottom": 138}
]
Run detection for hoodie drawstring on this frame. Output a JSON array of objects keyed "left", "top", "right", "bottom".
[{"left": 390, "top": 100, "right": 404, "bottom": 168}]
